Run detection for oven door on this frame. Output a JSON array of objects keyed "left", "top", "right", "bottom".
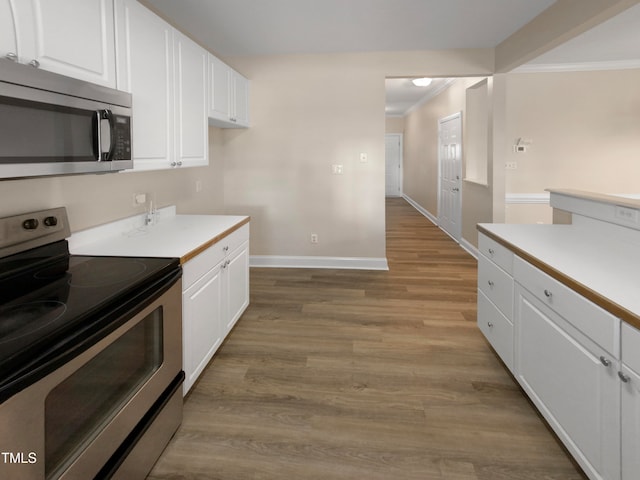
[
  {"left": 0, "top": 279, "right": 182, "bottom": 480},
  {"left": 0, "top": 82, "right": 132, "bottom": 179}
]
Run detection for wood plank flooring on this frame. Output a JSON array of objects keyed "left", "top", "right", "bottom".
[{"left": 148, "top": 197, "right": 587, "bottom": 480}]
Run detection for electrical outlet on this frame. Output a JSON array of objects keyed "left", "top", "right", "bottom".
[
  {"left": 195, "top": 180, "right": 203, "bottom": 193},
  {"left": 133, "top": 193, "right": 146, "bottom": 206},
  {"left": 505, "top": 162, "right": 518, "bottom": 170},
  {"left": 310, "top": 233, "right": 318, "bottom": 244}
]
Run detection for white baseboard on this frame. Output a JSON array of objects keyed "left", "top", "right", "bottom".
[
  {"left": 250, "top": 255, "right": 389, "bottom": 271},
  {"left": 401, "top": 194, "right": 438, "bottom": 225},
  {"left": 459, "top": 237, "right": 478, "bottom": 260}
]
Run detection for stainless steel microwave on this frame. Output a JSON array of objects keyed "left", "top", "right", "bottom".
[{"left": 0, "top": 58, "right": 132, "bottom": 179}]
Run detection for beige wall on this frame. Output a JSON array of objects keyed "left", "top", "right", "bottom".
[
  {"left": 0, "top": 127, "right": 226, "bottom": 232},
  {"left": 504, "top": 69, "right": 640, "bottom": 196},
  {"left": 224, "top": 50, "right": 494, "bottom": 259},
  {"left": 385, "top": 117, "right": 405, "bottom": 134}
]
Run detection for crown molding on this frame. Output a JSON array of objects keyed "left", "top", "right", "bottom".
[{"left": 404, "top": 79, "right": 457, "bottom": 116}]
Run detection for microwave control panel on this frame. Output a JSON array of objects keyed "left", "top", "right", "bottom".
[{"left": 112, "top": 115, "right": 132, "bottom": 160}]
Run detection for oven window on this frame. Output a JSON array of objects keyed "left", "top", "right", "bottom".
[{"left": 44, "top": 308, "right": 163, "bottom": 479}]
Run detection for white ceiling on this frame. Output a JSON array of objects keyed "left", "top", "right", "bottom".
[
  {"left": 145, "top": 0, "right": 556, "bottom": 56},
  {"left": 145, "top": 0, "right": 640, "bottom": 115}
]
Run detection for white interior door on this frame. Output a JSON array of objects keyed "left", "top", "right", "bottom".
[
  {"left": 385, "top": 134, "right": 402, "bottom": 197},
  {"left": 438, "top": 112, "right": 462, "bottom": 242}
]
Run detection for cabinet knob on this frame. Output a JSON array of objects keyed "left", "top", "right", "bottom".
[
  {"left": 487, "top": 322, "right": 494, "bottom": 328},
  {"left": 29, "top": 59, "right": 40, "bottom": 68},
  {"left": 177, "top": 161, "right": 183, "bottom": 167},
  {"left": 170, "top": 161, "right": 177, "bottom": 167},
  {"left": 544, "top": 289, "right": 553, "bottom": 298},
  {"left": 223, "top": 245, "right": 229, "bottom": 252},
  {"left": 488, "top": 248, "right": 495, "bottom": 256},
  {"left": 5, "top": 52, "right": 18, "bottom": 62},
  {"left": 619, "top": 371, "right": 631, "bottom": 383},
  {"left": 599, "top": 356, "right": 611, "bottom": 367},
  {"left": 487, "top": 280, "right": 494, "bottom": 287}
]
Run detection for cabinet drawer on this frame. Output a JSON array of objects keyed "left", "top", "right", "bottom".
[
  {"left": 478, "top": 290, "right": 514, "bottom": 372},
  {"left": 478, "top": 254, "right": 514, "bottom": 319},
  {"left": 222, "top": 223, "right": 250, "bottom": 255},
  {"left": 478, "top": 233, "right": 513, "bottom": 274},
  {"left": 514, "top": 256, "right": 619, "bottom": 355},
  {"left": 183, "top": 223, "right": 250, "bottom": 290},
  {"left": 622, "top": 322, "right": 640, "bottom": 375}
]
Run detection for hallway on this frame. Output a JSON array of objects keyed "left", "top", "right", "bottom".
[{"left": 149, "top": 197, "right": 586, "bottom": 479}]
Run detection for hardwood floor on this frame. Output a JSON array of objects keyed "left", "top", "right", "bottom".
[{"left": 148, "top": 197, "right": 587, "bottom": 480}]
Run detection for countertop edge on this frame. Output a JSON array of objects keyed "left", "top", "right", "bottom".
[
  {"left": 180, "top": 217, "right": 250, "bottom": 264},
  {"left": 477, "top": 224, "right": 640, "bottom": 330}
]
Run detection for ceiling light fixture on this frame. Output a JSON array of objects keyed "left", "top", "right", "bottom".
[{"left": 411, "top": 77, "right": 432, "bottom": 87}]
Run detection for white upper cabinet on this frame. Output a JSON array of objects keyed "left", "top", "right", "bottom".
[
  {"left": 208, "top": 53, "right": 249, "bottom": 128},
  {"left": 2, "top": 0, "right": 117, "bottom": 88},
  {"left": 114, "top": 0, "right": 173, "bottom": 170},
  {"left": 208, "top": 54, "right": 231, "bottom": 122},
  {"left": 115, "top": 0, "right": 208, "bottom": 171},
  {"left": 231, "top": 69, "right": 249, "bottom": 126},
  {"left": 174, "top": 31, "right": 208, "bottom": 168}
]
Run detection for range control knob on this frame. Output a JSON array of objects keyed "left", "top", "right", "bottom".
[
  {"left": 43, "top": 216, "right": 58, "bottom": 227},
  {"left": 22, "top": 218, "right": 39, "bottom": 230}
]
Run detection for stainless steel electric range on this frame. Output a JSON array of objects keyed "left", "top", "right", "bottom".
[{"left": 0, "top": 207, "right": 183, "bottom": 480}]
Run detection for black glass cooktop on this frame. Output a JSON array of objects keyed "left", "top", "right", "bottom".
[{"left": 0, "top": 240, "right": 180, "bottom": 386}]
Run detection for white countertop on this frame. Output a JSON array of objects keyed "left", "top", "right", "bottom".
[
  {"left": 478, "top": 223, "right": 640, "bottom": 328},
  {"left": 70, "top": 210, "right": 249, "bottom": 263}
]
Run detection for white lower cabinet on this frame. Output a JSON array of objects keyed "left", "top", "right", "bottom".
[
  {"left": 223, "top": 240, "right": 249, "bottom": 334},
  {"left": 514, "top": 284, "right": 620, "bottom": 480},
  {"left": 181, "top": 223, "right": 250, "bottom": 394},
  {"left": 183, "top": 261, "right": 223, "bottom": 394},
  {"left": 621, "top": 323, "right": 640, "bottom": 480},
  {"left": 477, "top": 230, "right": 640, "bottom": 480}
]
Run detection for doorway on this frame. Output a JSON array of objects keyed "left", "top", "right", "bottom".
[
  {"left": 438, "top": 112, "right": 462, "bottom": 242},
  {"left": 385, "top": 134, "right": 402, "bottom": 197}
]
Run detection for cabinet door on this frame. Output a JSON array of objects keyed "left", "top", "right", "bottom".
[
  {"left": 115, "top": 0, "right": 174, "bottom": 171},
  {"left": 27, "top": 0, "right": 116, "bottom": 87},
  {"left": 621, "top": 366, "right": 640, "bottom": 480},
  {"left": 223, "top": 241, "right": 249, "bottom": 334},
  {"left": 0, "top": 0, "right": 22, "bottom": 61},
  {"left": 515, "top": 286, "right": 620, "bottom": 480},
  {"left": 208, "top": 53, "right": 230, "bottom": 122},
  {"left": 183, "top": 263, "right": 223, "bottom": 395},
  {"left": 174, "top": 31, "right": 208, "bottom": 168},
  {"left": 231, "top": 69, "right": 249, "bottom": 127}
]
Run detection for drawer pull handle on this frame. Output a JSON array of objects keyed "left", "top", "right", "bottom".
[
  {"left": 544, "top": 289, "right": 553, "bottom": 298},
  {"left": 488, "top": 248, "right": 495, "bottom": 256},
  {"left": 487, "top": 280, "right": 494, "bottom": 287},
  {"left": 599, "top": 356, "right": 611, "bottom": 367},
  {"left": 487, "top": 322, "right": 493, "bottom": 328},
  {"left": 619, "top": 371, "right": 631, "bottom": 383}
]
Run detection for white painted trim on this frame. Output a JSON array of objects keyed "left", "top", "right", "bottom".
[
  {"left": 513, "top": 60, "right": 640, "bottom": 73},
  {"left": 459, "top": 237, "right": 478, "bottom": 260},
  {"left": 505, "top": 193, "right": 550, "bottom": 204},
  {"left": 250, "top": 255, "right": 389, "bottom": 271},
  {"left": 402, "top": 194, "right": 438, "bottom": 226},
  {"left": 404, "top": 79, "right": 456, "bottom": 116}
]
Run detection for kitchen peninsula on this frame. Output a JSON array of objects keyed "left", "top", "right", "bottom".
[{"left": 477, "top": 189, "right": 640, "bottom": 480}]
